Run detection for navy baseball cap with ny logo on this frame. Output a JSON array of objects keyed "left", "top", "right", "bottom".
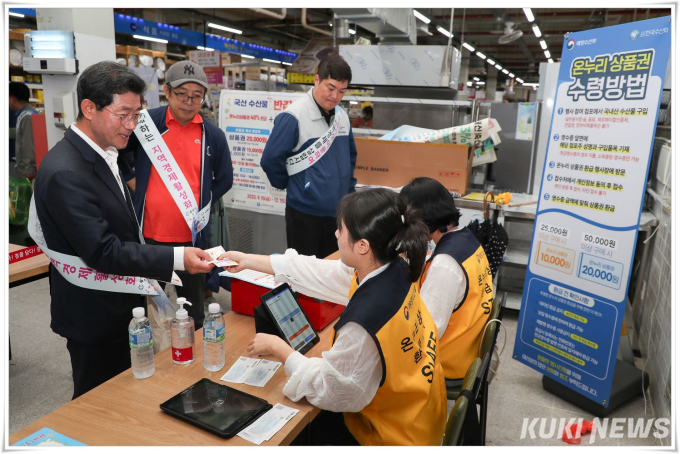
[{"left": 166, "top": 60, "right": 209, "bottom": 90}]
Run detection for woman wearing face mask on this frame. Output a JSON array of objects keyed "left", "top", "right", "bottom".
[
  {"left": 400, "top": 177, "right": 494, "bottom": 383},
  {"left": 219, "top": 189, "right": 446, "bottom": 446}
]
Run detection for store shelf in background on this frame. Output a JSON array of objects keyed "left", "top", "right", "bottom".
[
  {"left": 287, "top": 73, "right": 314, "bottom": 84},
  {"left": 503, "top": 291, "right": 523, "bottom": 311},
  {"left": 9, "top": 29, "right": 29, "bottom": 42},
  {"left": 502, "top": 240, "right": 531, "bottom": 268},
  {"left": 115, "top": 44, "right": 140, "bottom": 67},
  {"left": 351, "top": 128, "right": 391, "bottom": 136}
]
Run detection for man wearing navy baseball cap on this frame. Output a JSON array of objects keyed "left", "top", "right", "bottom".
[{"left": 121, "top": 60, "right": 233, "bottom": 330}]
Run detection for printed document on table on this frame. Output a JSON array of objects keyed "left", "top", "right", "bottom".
[
  {"left": 243, "top": 359, "right": 281, "bottom": 387},
  {"left": 238, "top": 403, "right": 300, "bottom": 445},
  {"left": 219, "top": 268, "right": 277, "bottom": 289},
  {"left": 220, "top": 356, "right": 261, "bottom": 384},
  {"left": 221, "top": 357, "right": 281, "bottom": 386}
]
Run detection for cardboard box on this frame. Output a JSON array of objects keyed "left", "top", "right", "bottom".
[
  {"left": 222, "top": 53, "right": 242, "bottom": 64},
  {"left": 116, "top": 45, "right": 139, "bottom": 55},
  {"left": 231, "top": 279, "right": 345, "bottom": 331},
  {"left": 354, "top": 138, "right": 472, "bottom": 195},
  {"left": 244, "top": 66, "right": 261, "bottom": 81}
]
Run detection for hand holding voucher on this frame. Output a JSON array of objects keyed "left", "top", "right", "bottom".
[
  {"left": 184, "top": 247, "right": 214, "bottom": 274},
  {"left": 218, "top": 250, "right": 249, "bottom": 272}
]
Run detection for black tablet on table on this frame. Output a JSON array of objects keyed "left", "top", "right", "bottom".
[
  {"left": 159, "top": 378, "right": 272, "bottom": 438},
  {"left": 258, "top": 283, "right": 321, "bottom": 355}
]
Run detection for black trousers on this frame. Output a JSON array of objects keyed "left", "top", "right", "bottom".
[
  {"left": 285, "top": 205, "right": 338, "bottom": 258},
  {"left": 66, "top": 338, "right": 131, "bottom": 400},
  {"left": 292, "top": 410, "right": 360, "bottom": 446},
  {"left": 144, "top": 238, "right": 206, "bottom": 330}
]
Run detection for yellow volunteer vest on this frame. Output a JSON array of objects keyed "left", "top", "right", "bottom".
[
  {"left": 332, "top": 259, "right": 447, "bottom": 445},
  {"left": 419, "top": 227, "right": 494, "bottom": 379}
]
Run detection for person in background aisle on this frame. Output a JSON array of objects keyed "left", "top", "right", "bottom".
[
  {"left": 261, "top": 54, "right": 357, "bottom": 258},
  {"left": 9, "top": 107, "right": 17, "bottom": 163},
  {"left": 9, "top": 82, "right": 37, "bottom": 181},
  {"left": 33, "top": 61, "right": 213, "bottom": 399},
  {"left": 351, "top": 105, "right": 373, "bottom": 128},
  {"left": 218, "top": 189, "right": 446, "bottom": 446},
  {"left": 400, "top": 177, "right": 494, "bottom": 382},
  {"left": 121, "top": 60, "right": 233, "bottom": 330}
]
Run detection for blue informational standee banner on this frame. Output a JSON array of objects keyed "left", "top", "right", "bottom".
[{"left": 512, "top": 17, "right": 671, "bottom": 407}]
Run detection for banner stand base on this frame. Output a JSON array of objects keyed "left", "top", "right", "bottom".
[{"left": 542, "top": 360, "right": 649, "bottom": 418}]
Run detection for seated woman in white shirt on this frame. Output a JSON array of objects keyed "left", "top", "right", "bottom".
[
  {"left": 219, "top": 188, "right": 447, "bottom": 446},
  {"left": 400, "top": 177, "right": 494, "bottom": 382}
]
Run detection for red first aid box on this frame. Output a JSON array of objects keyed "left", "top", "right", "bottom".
[{"left": 230, "top": 278, "right": 345, "bottom": 331}]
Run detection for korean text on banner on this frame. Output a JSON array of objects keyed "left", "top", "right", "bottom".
[
  {"left": 219, "top": 90, "right": 305, "bottom": 215},
  {"left": 512, "top": 16, "right": 671, "bottom": 407}
]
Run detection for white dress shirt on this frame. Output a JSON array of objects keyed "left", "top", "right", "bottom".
[
  {"left": 268, "top": 248, "right": 467, "bottom": 411},
  {"left": 270, "top": 249, "right": 384, "bottom": 412},
  {"left": 420, "top": 254, "right": 466, "bottom": 339},
  {"left": 70, "top": 123, "right": 185, "bottom": 270}
]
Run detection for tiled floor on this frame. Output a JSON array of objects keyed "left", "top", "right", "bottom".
[
  {"left": 7, "top": 280, "right": 668, "bottom": 446},
  {"left": 485, "top": 310, "right": 666, "bottom": 446}
]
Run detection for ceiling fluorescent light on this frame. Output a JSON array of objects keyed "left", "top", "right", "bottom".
[
  {"left": 476, "top": 51, "right": 486, "bottom": 59},
  {"left": 523, "top": 8, "right": 535, "bottom": 22},
  {"left": 437, "top": 26, "right": 453, "bottom": 38},
  {"left": 9, "top": 12, "right": 25, "bottom": 18},
  {"left": 495, "top": 64, "right": 502, "bottom": 70},
  {"left": 414, "top": 10, "right": 431, "bottom": 24},
  {"left": 509, "top": 73, "right": 515, "bottom": 78},
  {"left": 282, "top": 62, "right": 292, "bottom": 66},
  {"left": 31, "top": 36, "right": 63, "bottom": 42},
  {"left": 241, "top": 54, "right": 255, "bottom": 59},
  {"left": 31, "top": 46, "right": 63, "bottom": 51},
  {"left": 539, "top": 40, "right": 547, "bottom": 50},
  {"left": 263, "top": 58, "right": 281, "bottom": 64},
  {"left": 532, "top": 24, "right": 542, "bottom": 37},
  {"left": 477, "top": 81, "right": 486, "bottom": 85},
  {"left": 544, "top": 50, "right": 551, "bottom": 59},
  {"left": 133, "top": 35, "right": 168, "bottom": 44},
  {"left": 502, "top": 69, "right": 509, "bottom": 74},
  {"left": 208, "top": 22, "right": 242, "bottom": 35},
  {"left": 466, "top": 81, "right": 473, "bottom": 87},
  {"left": 197, "top": 46, "right": 214, "bottom": 51},
  {"left": 516, "top": 78, "right": 524, "bottom": 84},
  {"left": 473, "top": 77, "right": 480, "bottom": 81},
  {"left": 462, "top": 42, "right": 475, "bottom": 52},
  {"left": 548, "top": 58, "right": 555, "bottom": 63},
  {"left": 348, "top": 29, "right": 356, "bottom": 35},
  {"left": 487, "top": 58, "right": 495, "bottom": 65}
]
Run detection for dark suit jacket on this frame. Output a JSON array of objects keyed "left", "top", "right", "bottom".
[{"left": 34, "top": 127, "right": 174, "bottom": 345}]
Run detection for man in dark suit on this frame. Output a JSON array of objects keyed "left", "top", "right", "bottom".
[{"left": 33, "top": 61, "right": 214, "bottom": 399}]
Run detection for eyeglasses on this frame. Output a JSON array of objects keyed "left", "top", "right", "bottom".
[
  {"left": 102, "top": 107, "right": 141, "bottom": 126},
  {"left": 169, "top": 88, "right": 205, "bottom": 105}
]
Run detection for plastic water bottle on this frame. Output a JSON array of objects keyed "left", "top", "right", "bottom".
[
  {"left": 203, "top": 303, "right": 226, "bottom": 372},
  {"left": 129, "top": 307, "right": 155, "bottom": 379},
  {"left": 171, "top": 297, "right": 195, "bottom": 365}
]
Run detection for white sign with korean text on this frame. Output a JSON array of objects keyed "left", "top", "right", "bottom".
[
  {"left": 219, "top": 90, "right": 306, "bottom": 215},
  {"left": 189, "top": 50, "right": 221, "bottom": 68}
]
